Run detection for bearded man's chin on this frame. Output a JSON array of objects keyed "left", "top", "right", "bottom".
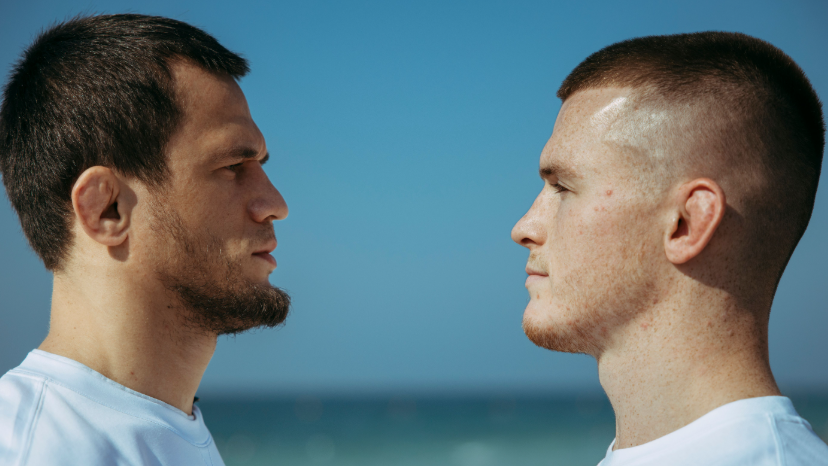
[{"left": 167, "top": 280, "right": 291, "bottom": 336}]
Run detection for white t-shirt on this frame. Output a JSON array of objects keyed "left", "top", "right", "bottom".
[
  {"left": 0, "top": 350, "right": 225, "bottom": 466},
  {"left": 598, "top": 396, "right": 828, "bottom": 465}
]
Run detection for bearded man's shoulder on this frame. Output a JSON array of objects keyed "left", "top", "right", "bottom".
[{"left": 0, "top": 351, "right": 221, "bottom": 466}]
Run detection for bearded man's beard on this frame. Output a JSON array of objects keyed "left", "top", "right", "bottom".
[{"left": 151, "top": 204, "right": 290, "bottom": 336}]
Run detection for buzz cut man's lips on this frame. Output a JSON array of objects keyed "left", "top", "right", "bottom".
[{"left": 525, "top": 267, "right": 548, "bottom": 276}]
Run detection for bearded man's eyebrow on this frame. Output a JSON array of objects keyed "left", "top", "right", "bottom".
[{"left": 213, "top": 147, "right": 266, "bottom": 165}]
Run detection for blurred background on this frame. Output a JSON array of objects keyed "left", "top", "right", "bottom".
[{"left": 1, "top": 0, "right": 826, "bottom": 464}]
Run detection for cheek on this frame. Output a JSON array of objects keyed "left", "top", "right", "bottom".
[
  {"left": 188, "top": 189, "right": 246, "bottom": 232},
  {"left": 551, "top": 199, "right": 637, "bottom": 274},
  {"left": 553, "top": 200, "right": 609, "bottom": 246}
]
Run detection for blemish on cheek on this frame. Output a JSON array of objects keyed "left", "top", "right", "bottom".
[
  {"left": 536, "top": 294, "right": 540, "bottom": 300},
  {"left": 641, "top": 322, "right": 649, "bottom": 330},
  {"left": 606, "top": 190, "right": 613, "bottom": 196}
]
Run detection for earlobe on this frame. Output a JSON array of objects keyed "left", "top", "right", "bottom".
[
  {"left": 664, "top": 178, "right": 726, "bottom": 265},
  {"left": 72, "top": 166, "right": 131, "bottom": 247}
]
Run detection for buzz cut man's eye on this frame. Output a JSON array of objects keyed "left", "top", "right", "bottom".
[{"left": 551, "top": 182, "right": 568, "bottom": 194}]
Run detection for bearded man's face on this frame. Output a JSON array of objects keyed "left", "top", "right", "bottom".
[
  {"left": 152, "top": 202, "right": 290, "bottom": 335},
  {"left": 144, "top": 63, "right": 291, "bottom": 335}
]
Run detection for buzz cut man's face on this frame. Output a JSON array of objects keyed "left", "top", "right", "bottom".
[{"left": 511, "top": 87, "right": 668, "bottom": 356}]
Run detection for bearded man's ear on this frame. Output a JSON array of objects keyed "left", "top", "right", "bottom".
[
  {"left": 664, "top": 178, "right": 727, "bottom": 265},
  {"left": 71, "top": 166, "right": 133, "bottom": 247}
]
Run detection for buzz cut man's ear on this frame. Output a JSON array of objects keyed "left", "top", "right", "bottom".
[
  {"left": 664, "top": 178, "right": 726, "bottom": 265},
  {"left": 71, "top": 166, "right": 132, "bottom": 247}
]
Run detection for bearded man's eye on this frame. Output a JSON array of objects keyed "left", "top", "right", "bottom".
[{"left": 225, "top": 162, "right": 244, "bottom": 172}]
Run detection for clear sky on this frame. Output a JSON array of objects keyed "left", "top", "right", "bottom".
[{"left": 1, "top": 0, "right": 826, "bottom": 396}]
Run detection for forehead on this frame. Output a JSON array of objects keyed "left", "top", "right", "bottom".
[
  {"left": 540, "top": 87, "right": 638, "bottom": 178},
  {"left": 167, "top": 62, "right": 264, "bottom": 165}
]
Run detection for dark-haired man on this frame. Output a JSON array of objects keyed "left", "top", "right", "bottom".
[
  {"left": 0, "top": 15, "right": 289, "bottom": 465},
  {"left": 512, "top": 32, "right": 828, "bottom": 465}
]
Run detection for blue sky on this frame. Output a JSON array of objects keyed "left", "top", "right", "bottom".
[{"left": 1, "top": 0, "right": 826, "bottom": 396}]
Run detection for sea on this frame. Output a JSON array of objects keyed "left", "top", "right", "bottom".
[{"left": 199, "top": 393, "right": 828, "bottom": 466}]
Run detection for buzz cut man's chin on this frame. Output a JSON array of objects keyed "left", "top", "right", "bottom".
[{"left": 522, "top": 315, "right": 601, "bottom": 357}]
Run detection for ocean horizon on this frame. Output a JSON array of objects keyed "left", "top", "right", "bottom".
[{"left": 198, "top": 392, "right": 828, "bottom": 466}]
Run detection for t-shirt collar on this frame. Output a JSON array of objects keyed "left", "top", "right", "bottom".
[{"left": 16, "top": 350, "right": 212, "bottom": 446}]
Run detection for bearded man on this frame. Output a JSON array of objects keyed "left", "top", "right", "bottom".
[
  {"left": 511, "top": 32, "right": 828, "bottom": 465},
  {"left": 0, "top": 14, "right": 289, "bottom": 465}
]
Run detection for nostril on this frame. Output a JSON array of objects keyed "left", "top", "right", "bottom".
[{"left": 248, "top": 192, "right": 288, "bottom": 223}]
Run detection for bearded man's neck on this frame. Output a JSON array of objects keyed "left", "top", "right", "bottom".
[{"left": 40, "top": 269, "right": 218, "bottom": 415}]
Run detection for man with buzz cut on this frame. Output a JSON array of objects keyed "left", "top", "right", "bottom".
[
  {"left": 0, "top": 14, "right": 290, "bottom": 465},
  {"left": 511, "top": 32, "right": 828, "bottom": 465}
]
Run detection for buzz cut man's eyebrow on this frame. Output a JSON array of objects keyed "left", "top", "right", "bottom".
[{"left": 539, "top": 161, "right": 580, "bottom": 180}]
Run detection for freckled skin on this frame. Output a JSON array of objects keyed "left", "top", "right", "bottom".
[
  {"left": 512, "top": 87, "right": 782, "bottom": 450},
  {"left": 512, "top": 87, "right": 664, "bottom": 356}
]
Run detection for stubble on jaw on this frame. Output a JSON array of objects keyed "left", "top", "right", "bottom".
[
  {"left": 521, "top": 208, "right": 659, "bottom": 358},
  {"left": 521, "top": 94, "right": 674, "bottom": 358},
  {"left": 149, "top": 199, "right": 291, "bottom": 337}
]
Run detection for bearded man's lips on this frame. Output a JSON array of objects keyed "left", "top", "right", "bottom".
[
  {"left": 253, "top": 252, "right": 277, "bottom": 267},
  {"left": 252, "top": 239, "right": 278, "bottom": 267}
]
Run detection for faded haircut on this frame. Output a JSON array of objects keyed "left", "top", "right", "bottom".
[
  {"left": 558, "top": 31, "right": 824, "bottom": 274},
  {"left": 0, "top": 14, "right": 249, "bottom": 271}
]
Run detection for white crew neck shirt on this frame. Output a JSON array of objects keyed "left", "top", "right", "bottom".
[
  {"left": 0, "top": 350, "right": 225, "bottom": 466},
  {"left": 598, "top": 396, "right": 828, "bottom": 466}
]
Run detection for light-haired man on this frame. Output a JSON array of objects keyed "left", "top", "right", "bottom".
[
  {"left": 0, "top": 15, "right": 289, "bottom": 465},
  {"left": 512, "top": 32, "right": 828, "bottom": 464}
]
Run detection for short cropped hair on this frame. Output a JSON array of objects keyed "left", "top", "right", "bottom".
[
  {"left": 559, "top": 32, "right": 824, "bottom": 270},
  {"left": 0, "top": 14, "right": 249, "bottom": 271}
]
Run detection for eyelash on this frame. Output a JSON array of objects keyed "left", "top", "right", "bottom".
[
  {"left": 551, "top": 182, "right": 568, "bottom": 194},
  {"left": 225, "top": 162, "right": 244, "bottom": 172}
]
